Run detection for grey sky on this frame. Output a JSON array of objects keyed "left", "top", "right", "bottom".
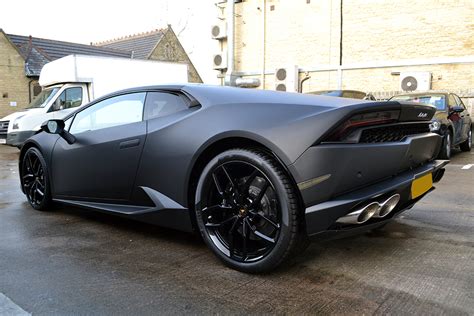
[{"left": 1, "top": 0, "right": 219, "bottom": 83}]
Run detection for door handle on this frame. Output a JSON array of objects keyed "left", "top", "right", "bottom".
[{"left": 119, "top": 139, "right": 140, "bottom": 149}]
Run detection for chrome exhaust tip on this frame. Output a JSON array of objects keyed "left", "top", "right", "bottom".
[
  {"left": 336, "top": 202, "right": 380, "bottom": 225},
  {"left": 373, "top": 194, "right": 400, "bottom": 218}
]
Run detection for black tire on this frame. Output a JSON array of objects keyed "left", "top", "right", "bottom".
[
  {"left": 194, "top": 148, "right": 302, "bottom": 273},
  {"left": 21, "top": 147, "right": 52, "bottom": 211},
  {"left": 460, "top": 127, "right": 472, "bottom": 152},
  {"left": 438, "top": 131, "right": 452, "bottom": 159}
]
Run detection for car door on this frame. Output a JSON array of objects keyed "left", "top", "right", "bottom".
[
  {"left": 454, "top": 94, "right": 470, "bottom": 142},
  {"left": 447, "top": 93, "right": 463, "bottom": 144},
  {"left": 131, "top": 91, "right": 195, "bottom": 202},
  {"left": 51, "top": 92, "right": 147, "bottom": 201}
]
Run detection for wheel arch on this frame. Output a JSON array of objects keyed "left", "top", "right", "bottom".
[
  {"left": 185, "top": 135, "right": 304, "bottom": 230},
  {"left": 18, "top": 140, "right": 42, "bottom": 194}
]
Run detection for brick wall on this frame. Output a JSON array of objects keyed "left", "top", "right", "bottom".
[
  {"left": 224, "top": 0, "right": 474, "bottom": 102},
  {"left": 0, "top": 32, "right": 30, "bottom": 118}
]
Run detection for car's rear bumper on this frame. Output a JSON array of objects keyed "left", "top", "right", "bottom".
[
  {"left": 6, "top": 130, "right": 36, "bottom": 147},
  {"left": 289, "top": 133, "right": 442, "bottom": 207},
  {"left": 304, "top": 159, "right": 448, "bottom": 237}
]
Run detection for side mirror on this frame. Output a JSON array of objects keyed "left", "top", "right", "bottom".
[
  {"left": 450, "top": 106, "right": 464, "bottom": 114},
  {"left": 41, "top": 119, "right": 76, "bottom": 144}
]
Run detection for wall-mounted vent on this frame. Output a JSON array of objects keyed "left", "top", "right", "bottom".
[
  {"left": 400, "top": 72, "right": 431, "bottom": 91},
  {"left": 213, "top": 52, "right": 227, "bottom": 70},
  {"left": 211, "top": 22, "right": 227, "bottom": 40},
  {"left": 274, "top": 65, "right": 299, "bottom": 92}
]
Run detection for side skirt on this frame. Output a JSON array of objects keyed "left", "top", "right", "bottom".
[{"left": 53, "top": 187, "right": 193, "bottom": 232}]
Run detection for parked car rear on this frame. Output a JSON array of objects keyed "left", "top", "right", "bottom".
[{"left": 390, "top": 92, "right": 472, "bottom": 158}]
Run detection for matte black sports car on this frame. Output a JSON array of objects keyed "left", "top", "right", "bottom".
[{"left": 19, "top": 84, "right": 448, "bottom": 273}]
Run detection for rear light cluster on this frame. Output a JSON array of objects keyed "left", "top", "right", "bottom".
[{"left": 325, "top": 110, "right": 400, "bottom": 142}]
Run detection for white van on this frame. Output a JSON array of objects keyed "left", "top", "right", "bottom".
[{"left": 0, "top": 54, "right": 188, "bottom": 147}]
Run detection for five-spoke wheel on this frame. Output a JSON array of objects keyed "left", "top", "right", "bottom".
[
  {"left": 21, "top": 147, "right": 51, "bottom": 210},
  {"left": 195, "top": 148, "right": 302, "bottom": 273}
]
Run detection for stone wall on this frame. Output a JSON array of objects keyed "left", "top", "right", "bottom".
[
  {"left": 221, "top": 0, "right": 474, "bottom": 110},
  {"left": 149, "top": 28, "right": 203, "bottom": 83},
  {"left": 0, "top": 32, "right": 30, "bottom": 118}
]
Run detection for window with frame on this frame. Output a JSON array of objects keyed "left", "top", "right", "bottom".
[
  {"left": 52, "top": 87, "right": 83, "bottom": 111},
  {"left": 70, "top": 92, "right": 146, "bottom": 134},
  {"left": 453, "top": 95, "right": 466, "bottom": 109},
  {"left": 447, "top": 94, "right": 457, "bottom": 108},
  {"left": 144, "top": 92, "right": 188, "bottom": 120}
]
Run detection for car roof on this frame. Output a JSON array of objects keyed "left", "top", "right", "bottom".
[
  {"left": 392, "top": 90, "right": 451, "bottom": 97},
  {"left": 112, "top": 84, "right": 373, "bottom": 109},
  {"left": 308, "top": 89, "right": 368, "bottom": 94}
]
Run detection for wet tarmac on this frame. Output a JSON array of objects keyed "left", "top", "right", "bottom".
[{"left": 0, "top": 145, "right": 473, "bottom": 315}]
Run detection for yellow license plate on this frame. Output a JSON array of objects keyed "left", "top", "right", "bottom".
[{"left": 411, "top": 173, "right": 433, "bottom": 199}]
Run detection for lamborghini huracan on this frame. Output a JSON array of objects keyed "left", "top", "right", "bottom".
[{"left": 19, "top": 84, "right": 448, "bottom": 272}]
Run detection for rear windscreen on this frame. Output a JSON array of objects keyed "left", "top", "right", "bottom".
[{"left": 391, "top": 94, "right": 446, "bottom": 110}]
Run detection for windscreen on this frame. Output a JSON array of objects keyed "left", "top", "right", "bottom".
[
  {"left": 391, "top": 94, "right": 446, "bottom": 110},
  {"left": 27, "top": 87, "right": 60, "bottom": 108}
]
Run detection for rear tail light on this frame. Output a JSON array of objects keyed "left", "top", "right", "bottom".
[{"left": 324, "top": 110, "right": 400, "bottom": 142}]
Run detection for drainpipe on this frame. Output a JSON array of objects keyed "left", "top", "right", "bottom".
[
  {"left": 261, "top": 0, "right": 266, "bottom": 89},
  {"left": 299, "top": 72, "right": 311, "bottom": 93},
  {"left": 337, "top": 0, "right": 343, "bottom": 89},
  {"left": 225, "top": 0, "right": 236, "bottom": 86}
]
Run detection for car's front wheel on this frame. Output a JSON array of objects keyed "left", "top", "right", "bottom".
[
  {"left": 194, "top": 148, "right": 302, "bottom": 273},
  {"left": 21, "top": 147, "right": 52, "bottom": 211}
]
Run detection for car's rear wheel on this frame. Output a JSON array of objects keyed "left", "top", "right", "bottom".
[
  {"left": 21, "top": 147, "right": 52, "bottom": 211},
  {"left": 438, "top": 131, "right": 452, "bottom": 159},
  {"left": 194, "top": 148, "right": 302, "bottom": 273},
  {"left": 460, "top": 127, "right": 472, "bottom": 152}
]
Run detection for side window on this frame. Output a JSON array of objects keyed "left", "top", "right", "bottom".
[
  {"left": 65, "top": 87, "right": 83, "bottom": 109},
  {"left": 144, "top": 92, "right": 188, "bottom": 120},
  {"left": 453, "top": 95, "right": 466, "bottom": 109},
  {"left": 52, "top": 87, "right": 83, "bottom": 111},
  {"left": 70, "top": 93, "right": 146, "bottom": 134},
  {"left": 447, "top": 94, "right": 456, "bottom": 108}
]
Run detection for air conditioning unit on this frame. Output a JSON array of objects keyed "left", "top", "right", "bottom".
[
  {"left": 400, "top": 72, "right": 431, "bottom": 91},
  {"left": 213, "top": 52, "right": 227, "bottom": 70},
  {"left": 211, "top": 22, "right": 227, "bottom": 39},
  {"left": 274, "top": 65, "right": 299, "bottom": 92}
]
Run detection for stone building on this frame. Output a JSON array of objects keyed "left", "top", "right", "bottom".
[
  {"left": 0, "top": 29, "right": 132, "bottom": 118},
  {"left": 214, "top": 0, "right": 473, "bottom": 108},
  {"left": 95, "top": 25, "right": 202, "bottom": 84},
  {"left": 0, "top": 25, "right": 200, "bottom": 118}
]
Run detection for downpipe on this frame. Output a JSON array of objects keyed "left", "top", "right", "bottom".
[{"left": 336, "top": 194, "right": 400, "bottom": 225}]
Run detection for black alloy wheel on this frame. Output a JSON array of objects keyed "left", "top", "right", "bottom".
[
  {"left": 195, "top": 148, "right": 302, "bottom": 273},
  {"left": 21, "top": 147, "right": 51, "bottom": 210}
]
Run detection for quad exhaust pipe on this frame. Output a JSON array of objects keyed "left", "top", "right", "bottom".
[{"left": 336, "top": 194, "right": 400, "bottom": 225}]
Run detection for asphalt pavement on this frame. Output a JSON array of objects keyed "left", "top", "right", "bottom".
[{"left": 0, "top": 144, "right": 473, "bottom": 315}]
